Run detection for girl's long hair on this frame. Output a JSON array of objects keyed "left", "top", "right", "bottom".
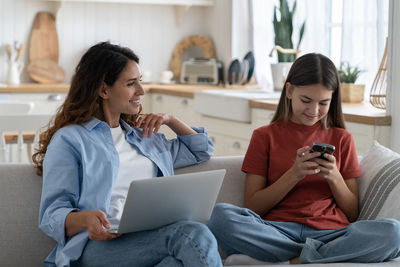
[
  {"left": 271, "top": 53, "right": 345, "bottom": 129},
  {"left": 32, "top": 42, "right": 140, "bottom": 175}
]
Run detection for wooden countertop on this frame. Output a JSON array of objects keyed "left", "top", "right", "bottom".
[
  {"left": 250, "top": 99, "right": 391, "bottom": 126},
  {"left": 144, "top": 83, "right": 225, "bottom": 98},
  {"left": 0, "top": 83, "right": 257, "bottom": 97},
  {"left": 0, "top": 83, "right": 70, "bottom": 93},
  {"left": 0, "top": 83, "right": 391, "bottom": 125}
]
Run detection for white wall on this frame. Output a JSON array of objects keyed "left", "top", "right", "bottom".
[
  {"left": 388, "top": 0, "right": 400, "bottom": 152},
  {"left": 0, "top": 0, "right": 233, "bottom": 83},
  {"left": 204, "top": 0, "right": 232, "bottom": 71}
]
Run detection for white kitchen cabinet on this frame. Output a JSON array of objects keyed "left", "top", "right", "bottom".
[
  {"left": 207, "top": 131, "right": 249, "bottom": 156},
  {"left": 346, "top": 122, "right": 391, "bottom": 155},
  {"left": 197, "top": 115, "right": 254, "bottom": 156},
  {"left": 150, "top": 93, "right": 200, "bottom": 139},
  {"left": 251, "top": 108, "right": 275, "bottom": 128}
]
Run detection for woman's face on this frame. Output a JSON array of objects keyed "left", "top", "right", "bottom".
[
  {"left": 103, "top": 60, "right": 144, "bottom": 117},
  {"left": 286, "top": 83, "right": 333, "bottom": 126}
]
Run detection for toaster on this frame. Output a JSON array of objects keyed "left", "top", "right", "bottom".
[{"left": 180, "top": 58, "right": 223, "bottom": 85}]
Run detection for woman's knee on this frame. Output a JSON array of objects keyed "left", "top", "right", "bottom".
[{"left": 175, "top": 221, "right": 217, "bottom": 245}]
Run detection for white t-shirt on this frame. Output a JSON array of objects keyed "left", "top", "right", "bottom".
[{"left": 108, "top": 125, "right": 156, "bottom": 227}]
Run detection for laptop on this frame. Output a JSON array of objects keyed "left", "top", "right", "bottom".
[{"left": 107, "top": 169, "right": 226, "bottom": 234}]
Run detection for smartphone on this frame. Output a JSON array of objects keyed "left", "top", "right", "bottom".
[{"left": 309, "top": 142, "right": 335, "bottom": 160}]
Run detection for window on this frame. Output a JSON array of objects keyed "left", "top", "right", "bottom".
[{"left": 250, "top": 0, "right": 389, "bottom": 96}]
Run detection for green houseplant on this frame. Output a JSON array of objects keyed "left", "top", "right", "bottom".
[
  {"left": 270, "top": 0, "right": 306, "bottom": 90},
  {"left": 338, "top": 62, "right": 362, "bottom": 83},
  {"left": 273, "top": 0, "right": 306, "bottom": 62},
  {"left": 338, "top": 62, "right": 365, "bottom": 102}
]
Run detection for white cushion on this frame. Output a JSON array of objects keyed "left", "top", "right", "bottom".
[{"left": 358, "top": 141, "right": 400, "bottom": 220}]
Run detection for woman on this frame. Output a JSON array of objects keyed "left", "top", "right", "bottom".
[
  {"left": 207, "top": 53, "right": 400, "bottom": 264},
  {"left": 33, "top": 42, "right": 222, "bottom": 267}
]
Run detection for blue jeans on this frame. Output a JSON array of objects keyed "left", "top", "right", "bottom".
[
  {"left": 72, "top": 221, "right": 222, "bottom": 267},
  {"left": 207, "top": 203, "right": 400, "bottom": 264}
]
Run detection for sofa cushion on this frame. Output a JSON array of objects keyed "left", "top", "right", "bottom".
[
  {"left": 175, "top": 155, "right": 246, "bottom": 207},
  {"left": 358, "top": 141, "right": 400, "bottom": 221}
]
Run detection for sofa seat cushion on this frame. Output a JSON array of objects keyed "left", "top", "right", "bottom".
[{"left": 224, "top": 254, "right": 400, "bottom": 266}]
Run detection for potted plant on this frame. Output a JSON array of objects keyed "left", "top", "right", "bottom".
[
  {"left": 338, "top": 62, "right": 365, "bottom": 102},
  {"left": 270, "top": 0, "right": 305, "bottom": 91}
]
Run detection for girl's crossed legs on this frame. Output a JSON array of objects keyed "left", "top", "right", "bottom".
[{"left": 207, "top": 203, "right": 400, "bottom": 264}]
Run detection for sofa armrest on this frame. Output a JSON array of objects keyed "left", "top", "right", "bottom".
[
  {"left": 0, "top": 163, "right": 56, "bottom": 266},
  {"left": 175, "top": 156, "right": 245, "bottom": 207}
]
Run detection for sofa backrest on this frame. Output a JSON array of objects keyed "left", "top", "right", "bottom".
[
  {"left": 0, "top": 163, "right": 56, "bottom": 267},
  {"left": 0, "top": 156, "right": 245, "bottom": 266},
  {"left": 175, "top": 156, "right": 245, "bottom": 207}
]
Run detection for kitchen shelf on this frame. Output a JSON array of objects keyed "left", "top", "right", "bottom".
[
  {"left": 41, "top": 0, "right": 214, "bottom": 26},
  {"left": 41, "top": 0, "right": 214, "bottom": 6}
]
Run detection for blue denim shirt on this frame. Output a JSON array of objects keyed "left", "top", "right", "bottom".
[{"left": 38, "top": 118, "right": 214, "bottom": 267}]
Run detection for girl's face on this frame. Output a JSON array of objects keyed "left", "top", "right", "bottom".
[
  {"left": 286, "top": 83, "right": 333, "bottom": 126},
  {"left": 103, "top": 60, "right": 144, "bottom": 116}
]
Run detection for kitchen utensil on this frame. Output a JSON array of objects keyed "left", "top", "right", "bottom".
[
  {"left": 243, "top": 51, "right": 255, "bottom": 84},
  {"left": 27, "top": 58, "right": 65, "bottom": 84},
  {"left": 7, "top": 61, "right": 24, "bottom": 85},
  {"left": 6, "top": 44, "right": 12, "bottom": 61},
  {"left": 15, "top": 44, "right": 26, "bottom": 61},
  {"left": 240, "top": 59, "right": 249, "bottom": 85},
  {"left": 29, "top": 12, "right": 59, "bottom": 63},
  {"left": 228, "top": 59, "right": 241, "bottom": 85}
]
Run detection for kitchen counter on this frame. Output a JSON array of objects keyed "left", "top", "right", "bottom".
[
  {"left": 0, "top": 83, "right": 391, "bottom": 126},
  {"left": 0, "top": 83, "right": 257, "bottom": 97},
  {"left": 250, "top": 99, "right": 391, "bottom": 126}
]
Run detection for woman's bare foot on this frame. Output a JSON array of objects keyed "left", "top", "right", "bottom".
[{"left": 290, "top": 256, "right": 300, "bottom": 264}]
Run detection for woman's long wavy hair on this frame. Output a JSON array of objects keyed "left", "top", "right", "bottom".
[
  {"left": 32, "top": 42, "right": 140, "bottom": 175},
  {"left": 271, "top": 53, "right": 345, "bottom": 129}
]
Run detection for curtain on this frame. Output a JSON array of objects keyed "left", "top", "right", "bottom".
[{"left": 341, "top": 0, "right": 388, "bottom": 91}]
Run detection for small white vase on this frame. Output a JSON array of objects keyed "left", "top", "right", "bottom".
[
  {"left": 270, "top": 62, "right": 292, "bottom": 91},
  {"left": 7, "top": 61, "right": 24, "bottom": 85}
]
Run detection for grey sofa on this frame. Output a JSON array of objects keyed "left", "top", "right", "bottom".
[{"left": 0, "top": 156, "right": 399, "bottom": 267}]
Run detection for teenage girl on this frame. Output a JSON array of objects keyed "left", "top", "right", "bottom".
[{"left": 207, "top": 53, "right": 400, "bottom": 264}]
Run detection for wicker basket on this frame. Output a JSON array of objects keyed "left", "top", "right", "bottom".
[{"left": 341, "top": 83, "right": 365, "bottom": 103}]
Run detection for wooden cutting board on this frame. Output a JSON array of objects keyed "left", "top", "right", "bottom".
[
  {"left": 29, "top": 12, "right": 59, "bottom": 63},
  {"left": 27, "top": 59, "right": 65, "bottom": 84}
]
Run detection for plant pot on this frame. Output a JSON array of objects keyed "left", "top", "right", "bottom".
[
  {"left": 340, "top": 83, "right": 365, "bottom": 103},
  {"left": 271, "top": 62, "right": 292, "bottom": 91}
]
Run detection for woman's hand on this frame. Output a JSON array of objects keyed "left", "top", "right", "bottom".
[
  {"left": 313, "top": 154, "right": 342, "bottom": 183},
  {"left": 290, "top": 146, "right": 321, "bottom": 180},
  {"left": 65, "top": 210, "right": 120, "bottom": 241},
  {"left": 136, "top": 113, "right": 171, "bottom": 138},
  {"left": 84, "top": 210, "right": 120, "bottom": 241},
  {"left": 136, "top": 113, "right": 196, "bottom": 137}
]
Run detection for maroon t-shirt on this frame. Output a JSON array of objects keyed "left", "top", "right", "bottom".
[{"left": 242, "top": 120, "right": 361, "bottom": 230}]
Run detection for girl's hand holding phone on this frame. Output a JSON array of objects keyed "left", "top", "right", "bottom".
[
  {"left": 291, "top": 146, "right": 322, "bottom": 180},
  {"left": 312, "top": 154, "right": 342, "bottom": 183}
]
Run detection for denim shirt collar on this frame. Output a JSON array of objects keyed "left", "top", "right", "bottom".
[{"left": 82, "top": 117, "right": 142, "bottom": 139}]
